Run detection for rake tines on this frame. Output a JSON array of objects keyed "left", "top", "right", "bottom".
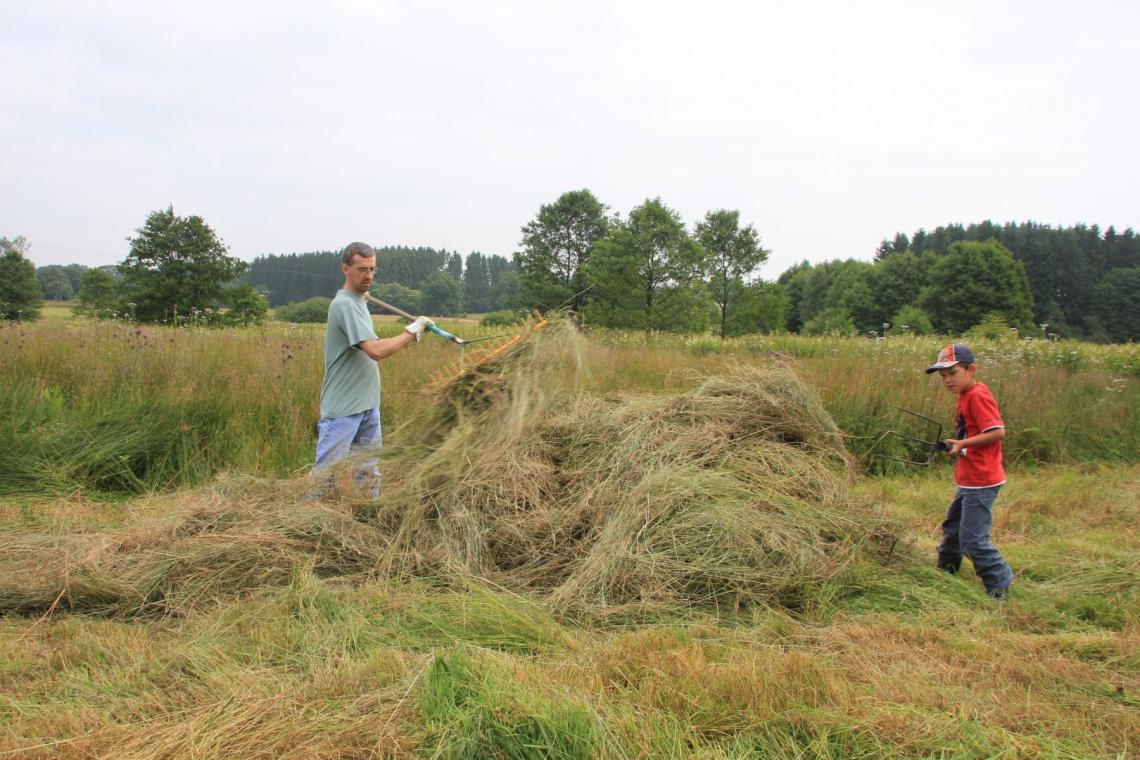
[{"left": 427, "top": 311, "right": 551, "bottom": 395}]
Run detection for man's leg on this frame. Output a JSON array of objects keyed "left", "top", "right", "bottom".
[
  {"left": 937, "top": 491, "right": 964, "bottom": 573},
  {"left": 310, "top": 413, "right": 367, "bottom": 499},
  {"left": 348, "top": 407, "right": 382, "bottom": 498},
  {"left": 958, "top": 486, "right": 1014, "bottom": 597}
]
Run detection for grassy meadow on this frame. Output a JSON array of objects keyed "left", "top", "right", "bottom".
[
  {"left": 2, "top": 307, "right": 1137, "bottom": 496},
  {"left": 1, "top": 309, "right": 1137, "bottom": 758}
]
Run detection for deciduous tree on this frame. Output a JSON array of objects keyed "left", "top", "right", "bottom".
[
  {"left": 0, "top": 236, "right": 42, "bottom": 320},
  {"left": 118, "top": 206, "right": 247, "bottom": 324},
  {"left": 221, "top": 284, "right": 268, "bottom": 326},
  {"left": 370, "top": 283, "right": 423, "bottom": 315},
  {"left": 777, "top": 261, "right": 813, "bottom": 332},
  {"left": 586, "top": 198, "right": 702, "bottom": 332},
  {"left": 919, "top": 239, "right": 1035, "bottom": 334},
  {"left": 891, "top": 304, "right": 934, "bottom": 336},
  {"left": 421, "top": 270, "right": 462, "bottom": 316},
  {"left": 695, "top": 209, "right": 769, "bottom": 338},
  {"left": 725, "top": 281, "right": 790, "bottom": 336},
  {"left": 73, "top": 268, "right": 120, "bottom": 318},
  {"left": 518, "top": 190, "right": 608, "bottom": 314}
]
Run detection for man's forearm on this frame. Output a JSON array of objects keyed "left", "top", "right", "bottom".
[{"left": 359, "top": 331, "right": 416, "bottom": 361}]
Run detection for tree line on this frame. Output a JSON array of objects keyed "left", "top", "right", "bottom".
[
  {"left": 871, "top": 221, "right": 1140, "bottom": 342},
  {"left": 4, "top": 201, "right": 1138, "bottom": 342},
  {"left": 244, "top": 248, "right": 517, "bottom": 315},
  {"left": 515, "top": 190, "right": 1140, "bottom": 342},
  {"left": 775, "top": 221, "right": 1140, "bottom": 343},
  {"left": 2, "top": 209, "right": 519, "bottom": 325}
]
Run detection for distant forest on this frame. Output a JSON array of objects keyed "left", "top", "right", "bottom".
[
  {"left": 767, "top": 220, "right": 1140, "bottom": 342},
  {"left": 867, "top": 221, "right": 1140, "bottom": 340},
  {"left": 243, "top": 247, "right": 517, "bottom": 314}
]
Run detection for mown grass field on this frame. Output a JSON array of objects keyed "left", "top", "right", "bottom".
[{"left": 1, "top": 312, "right": 1137, "bottom": 758}]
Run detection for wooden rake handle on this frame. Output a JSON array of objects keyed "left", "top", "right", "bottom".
[{"left": 364, "top": 294, "right": 466, "bottom": 344}]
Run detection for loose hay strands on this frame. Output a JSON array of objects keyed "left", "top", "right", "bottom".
[
  {"left": 0, "top": 476, "right": 394, "bottom": 617},
  {"left": 0, "top": 315, "right": 891, "bottom": 619}
]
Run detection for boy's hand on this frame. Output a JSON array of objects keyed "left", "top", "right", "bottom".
[{"left": 942, "top": 439, "right": 964, "bottom": 457}]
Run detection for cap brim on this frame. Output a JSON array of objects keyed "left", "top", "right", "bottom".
[{"left": 925, "top": 361, "right": 957, "bottom": 374}]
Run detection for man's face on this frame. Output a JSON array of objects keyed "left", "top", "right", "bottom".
[
  {"left": 342, "top": 255, "right": 376, "bottom": 295},
  {"left": 937, "top": 363, "right": 976, "bottom": 394}
]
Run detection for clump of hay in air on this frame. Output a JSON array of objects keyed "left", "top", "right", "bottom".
[{"left": 0, "top": 315, "right": 890, "bottom": 619}]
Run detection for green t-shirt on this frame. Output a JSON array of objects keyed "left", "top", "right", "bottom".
[{"left": 319, "top": 289, "right": 381, "bottom": 419}]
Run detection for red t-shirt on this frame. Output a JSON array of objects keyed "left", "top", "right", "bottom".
[{"left": 955, "top": 382, "right": 1006, "bottom": 487}]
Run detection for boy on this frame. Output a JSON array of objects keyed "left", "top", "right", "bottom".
[{"left": 926, "top": 343, "right": 1014, "bottom": 599}]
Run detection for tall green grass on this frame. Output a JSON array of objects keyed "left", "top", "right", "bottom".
[
  {"left": 3, "top": 318, "right": 1136, "bottom": 495},
  {"left": 583, "top": 330, "right": 1139, "bottom": 473}
]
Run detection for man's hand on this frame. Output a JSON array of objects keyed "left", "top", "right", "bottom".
[{"left": 404, "top": 316, "right": 435, "bottom": 341}]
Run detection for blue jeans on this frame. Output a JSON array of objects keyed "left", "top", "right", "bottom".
[
  {"left": 313, "top": 408, "right": 382, "bottom": 497},
  {"left": 938, "top": 486, "right": 1014, "bottom": 596}
]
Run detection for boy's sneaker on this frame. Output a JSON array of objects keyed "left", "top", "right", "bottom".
[
  {"left": 937, "top": 555, "right": 962, "bottom": 574},
  {"left": 988, "top": 579, "right": 1012, "bottom": 600}
]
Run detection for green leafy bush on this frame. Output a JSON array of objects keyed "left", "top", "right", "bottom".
[
  {"left": 966, "top": 312, "right": 1017, "bottom": 341},
  {"left": 275, "top": 297, "right": 331, "bottom": 323},
  {"left": 891, "top": 304, "right": 934, "bottom": 336},
  {"left": 480, "top": 310, "right": 522, "bottom": 327},
  {"left": 803, "top": 307, "right": 856, "bottom": 336},
  {"left": 220, "top": 284, "right": 269, "bottom": 326}
]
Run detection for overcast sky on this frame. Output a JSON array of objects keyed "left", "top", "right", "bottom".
[{"left": 3, "top": 0, "right": 1137, "bottom": 279}]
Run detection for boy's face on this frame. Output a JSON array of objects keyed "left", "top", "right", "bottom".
[{"left": 937, "top": 363, "right": 976, "bottom": 394}]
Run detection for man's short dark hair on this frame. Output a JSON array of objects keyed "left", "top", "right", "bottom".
[{"left": 341, "top": 242, "right": 376, "bottom": 265}]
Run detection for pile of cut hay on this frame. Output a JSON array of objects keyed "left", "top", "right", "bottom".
[
  {"left": 0, "top": 317, "right": 889, "bottom": 618},
  {"left": 372, "top": 317, "right": 879, "bottom": 614}
]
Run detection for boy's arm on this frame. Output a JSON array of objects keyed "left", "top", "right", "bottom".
[{"left": 943, "top": 427, "right": 1005, "bottom": 457}]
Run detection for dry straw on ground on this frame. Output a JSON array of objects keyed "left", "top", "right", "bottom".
[{"left": 0, "top": 317, "right": 891, "bottom": 618}]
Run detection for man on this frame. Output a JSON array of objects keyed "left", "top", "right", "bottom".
[{"left": 313, "top": 241, "right": 433, "bottom": 497}]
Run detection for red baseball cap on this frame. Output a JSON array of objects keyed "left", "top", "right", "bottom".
[{"left": 925, "top": 343, "right": 976, "bottom": 373}]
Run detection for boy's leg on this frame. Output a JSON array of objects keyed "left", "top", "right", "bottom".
[
  {"left": 937, "top": 491, "right": 964, "bottom": 573},
  {"left": 348, "top": 407, "right": 382, "bottom": 498},
  {"left": 958, "top": 486, "right": 1014, "bottom": 597}
]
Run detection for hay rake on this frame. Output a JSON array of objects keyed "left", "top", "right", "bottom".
[
  {"left": 867, "top": 406, "right": 950, "bottom": 467},
  {"left": 363, "top": 293, "right": 551, "bottom": 387},
  {"left": 427, "top": 311, "right": 551, "bottom": 391}
]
